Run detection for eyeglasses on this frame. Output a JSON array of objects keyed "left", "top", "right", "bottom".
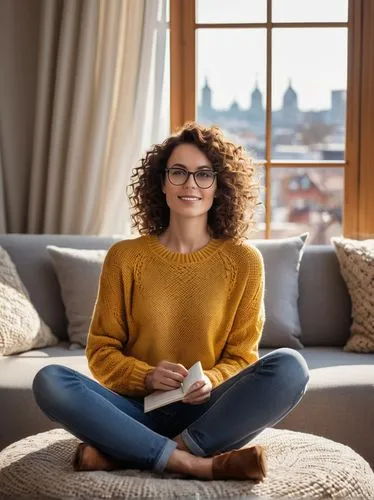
[{"left": 165, "top": 167, "right": 217, "bottom": 189}]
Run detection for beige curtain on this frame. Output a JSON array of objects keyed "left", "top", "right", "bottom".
[{"left": 0, "top": 0, "right": 168, "bottom": 235}]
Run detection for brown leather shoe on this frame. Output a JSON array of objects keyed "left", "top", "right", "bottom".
[
  {"left": 72, "top": 443, "right": 122, "bottom": 471},
  {"left": 212, "top": 445, "right": 267, "bottom": 481}
]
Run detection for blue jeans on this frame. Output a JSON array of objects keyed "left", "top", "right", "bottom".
[{"left": 32, "top": 348, "right": 309, "bottom": 473}]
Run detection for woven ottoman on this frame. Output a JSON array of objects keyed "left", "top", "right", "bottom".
[{"left": 0, "top": 428, "right": 373, "bottom": 499}]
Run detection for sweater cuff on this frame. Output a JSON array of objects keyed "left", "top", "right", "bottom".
[
  {"left": 204, "top": 369, "right": 223, "bottom": 389},
  {"left": 131, "top": 361, "right": 155, "bottom": 393}
]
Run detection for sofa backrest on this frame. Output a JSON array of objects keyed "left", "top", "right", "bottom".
[
  {"left": 0, "top": 234, "right": 352, "bottom": 346},
  {"left": 0, "top": 234, "right": 121, "bottom": 340}
]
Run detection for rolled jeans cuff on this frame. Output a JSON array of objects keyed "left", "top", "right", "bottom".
[
  {"left": 153, "top": 439, "right": 178, "bottom": 473},
  {"left": 181, "top": 429, "right": 206, "bottom": 457}
]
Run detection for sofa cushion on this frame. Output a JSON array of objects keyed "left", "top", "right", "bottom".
[
  {"left": 0, "top": 343, "right": 92, "bottom": 450},
  {"left": 298, "top": 245, "right": 352, "bottom": 346},
  {"left": 0, "top": 247, "right": 58, "bottom": 355},
  {"left": 252, "top": 233, "right": 308, "bottom": 348},
  {"left": 0, "top": 235, "right": 122, "bottom": 340},
  {"left": 47, "top": 246, "right": 107, "bottom": 347},
  {"left": 332, "top": 237, "right": 374, "bottom": 352}
]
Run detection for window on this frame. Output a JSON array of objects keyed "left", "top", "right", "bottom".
[{"left": 170, "top": 0, "right": 372, "bottom": 243}]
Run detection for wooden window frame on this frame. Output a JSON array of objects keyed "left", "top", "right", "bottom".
[{"left": 170, "top": 0, "right": 374, "bottom": 240}]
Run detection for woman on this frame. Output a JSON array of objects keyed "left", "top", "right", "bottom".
[{"left": 33, "top": 122, "right": 309, "bottom": 481}]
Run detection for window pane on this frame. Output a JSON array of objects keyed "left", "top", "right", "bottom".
[
  {"left": 270, "top": 167, "right": 344, "bottom": 244},
  {"left": 197, "top": 29, "right": 266, "bottom": 160},
  {"left": 272, "top": 0, "right": 348, "bottom": 23},
  {"left": 272, "top": 28, "right": 347, "bottom": 161},
  {"left": 197, "top": 0, "right": 266, "bottom": 24}
]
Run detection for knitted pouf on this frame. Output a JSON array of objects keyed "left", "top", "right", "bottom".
[{"left": 0, "top": 428, "right": 373, "bottom": 499}]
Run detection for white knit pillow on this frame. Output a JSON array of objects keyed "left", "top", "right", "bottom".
[
  {"left": 0, "top": 247, "right": 58, "bottom": 355},
  {"left": 332, "top": 237, "right": 374, "bottom": 353}
]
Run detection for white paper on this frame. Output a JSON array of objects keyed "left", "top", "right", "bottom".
[
  {"left": 182, "top": 361, "right": 204, "bottom": 392},
  {"left": 144, "top": 361, "right": 204, "bottom": 413}
]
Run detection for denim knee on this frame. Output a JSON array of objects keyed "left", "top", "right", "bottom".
[
  {"left": 264, "top": 348, "right": 310, "bottom": 396},
  {"left": 33, "top": 364, "right": 70, "bottom": 411}
]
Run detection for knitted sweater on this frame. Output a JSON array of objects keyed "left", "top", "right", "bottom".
[{"left": 86, "top": 235, "right": 265, "bottom": 397}]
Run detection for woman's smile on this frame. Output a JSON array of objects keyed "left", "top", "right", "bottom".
[{"left": 177, "top": 195, "right": 202, "bottom": 202}]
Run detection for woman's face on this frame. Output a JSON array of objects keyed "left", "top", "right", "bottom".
[{"left": 162, "top": 143, "right": 217, "bottom": 220}]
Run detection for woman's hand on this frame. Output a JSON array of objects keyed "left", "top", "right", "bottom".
[
  {"left": 145, "top": 360, "right": 189, "bottom": 391},
  {"left": 183, "top": 373, "right": 212, "bottom": 405}
]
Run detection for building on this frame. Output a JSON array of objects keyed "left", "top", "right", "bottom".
[{"left": 198, "top": 79, "right": 346, "bottom": 160}]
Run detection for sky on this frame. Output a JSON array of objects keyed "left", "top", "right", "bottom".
[{"left": 196, "top": 0, "right": 348, "bottom": 111}]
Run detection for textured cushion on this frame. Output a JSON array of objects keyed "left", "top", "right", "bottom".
[
  {"left": 47, "top": 246, "right": 107, "bottom": 347},
  {"left": 252, "top": 233, "right": 308, "bottom": 348},
  {"left": 332, "top": 237, "right": 374, "bottom": 352},
  {"left": 0, "top": 247, "right": 58, "bottom": 355},
  {"left": 0, "top": 428, "right": 373, "bottom": 499}
]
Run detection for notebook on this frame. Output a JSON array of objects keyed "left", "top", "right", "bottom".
[{"left": 144, "top": 361, "right": 204, "bottom": 413}]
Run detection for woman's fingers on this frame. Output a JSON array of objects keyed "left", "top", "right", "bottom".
[
  {"left": 152, "top": 367, "right": 185, "bottom": 390},
  {"left": 185, "top": 381, "right": 205, "bottom": 395},
  {"left": 183, "top": 375, "right": 213, "bottom": 404},
  {"left": 183, "top": 382, "right": 209, "bottom": 403},
  {"left": 161, "top": 361, "right": 189, "bottom": 377},
  {"left": 160, "top": 367, "right": 185, "bottom": 383}
]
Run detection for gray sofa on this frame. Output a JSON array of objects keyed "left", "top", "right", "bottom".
[{"left": 0, "top": 234, "right": 373, "bottom": 469}]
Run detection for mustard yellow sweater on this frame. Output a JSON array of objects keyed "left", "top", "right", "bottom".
[{"left": 86, "top": 235, "right": 265, "bottom": 397}]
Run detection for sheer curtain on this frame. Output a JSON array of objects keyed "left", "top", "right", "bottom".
[
  {"left": 0, "top": 0, "right": 168, "bottom": 235},
  {"left": 96, "top": 0, "right": 169, "bottom": 236}
]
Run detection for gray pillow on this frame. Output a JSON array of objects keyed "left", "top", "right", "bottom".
[
  {"left": 47, "top": 246, "right": 107, "bottom": 348},
  {"left": 251, "top": 234, "right": 308, "bottom": 349}
]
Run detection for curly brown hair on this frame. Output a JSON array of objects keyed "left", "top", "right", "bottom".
[{"left": 127, "top": 122, "right": 260, "bottom": 242}]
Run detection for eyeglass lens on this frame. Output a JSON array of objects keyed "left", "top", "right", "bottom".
[{"left": 167, "top": 168, "right": 215, "bottom": 188}]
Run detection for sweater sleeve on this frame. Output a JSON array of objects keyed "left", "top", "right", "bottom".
[
  {"left": 204, "top": 248, "right": 265, "bottom": 388},
  {"left": 85, "top": 245, "right": 155, "bottom": 397}
]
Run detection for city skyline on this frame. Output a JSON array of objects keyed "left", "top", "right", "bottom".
[
  {"left": 198, "top": 78, "right": 346, "bottom": 113},
  {"left": 195, "top": 1, "right": 347, "bottom": 244},
  {"left": 197, "top": 0, "right": 348, "bottom": 112}
]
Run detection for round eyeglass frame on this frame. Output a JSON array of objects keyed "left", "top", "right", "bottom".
[{"left": 165, "top": 167, "right": 217, "bottom": 189}]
